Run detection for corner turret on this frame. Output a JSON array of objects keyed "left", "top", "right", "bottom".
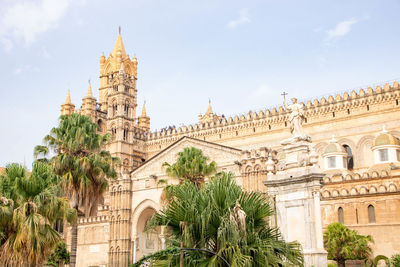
[
  {"left": 138, "top": 102, "right": 150, "bottom": 132},
  {"left": 81, "top": 82, "right": 97, "bottom": 119},
  {"left": 61, "top": 90, "right": 75, "bottom": 116}
]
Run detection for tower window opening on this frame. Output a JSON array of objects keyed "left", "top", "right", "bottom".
[
  {"left": 253, "top": 128, "right": 256, "bottom": 133},
  {"left": 347, "top": 109, "right": 350, "bottom": 114},
  {"left": 343, "top": 145, "right": 354, "bottom": 170},
  {"left": 304, "top": 117, "right": 307, "bottom": 123},
  {"left": 124, "top": 101, "right": 129, "bottom": 116},
  {"left": 268, "top": 125, "right": 271, "bottom": 130},
  {"left": 332, "top": 112, "right": 335, "bottom": 117},
  {"left": 113, "top": 102, "right": 118, "bottom": 116},
  {"left": 123, "top": 128, "right": 128, "bottom": 141},
  {"left": 396, "top": 99, "right": 399, "bottom": 106},
  {"left": 367, "top": 105, "right": 370, "bottom": 111},
  {"left": 112, "top": 128, "right": 117, "bottom": 139},
  {"left": 236, "top": 131, "right": 238, "bottom": 136},
  {"left": 284, "top": 121, "right": 287, "bottom": 127},
  {"left": 219, "top": 134, "right": 222, "bottom": 139},
  {"left": 368, "top": 205, "right": 376, "bottom": 223},
  {"left": 338, "top": 207, "right": 344, "bottom": 224}
]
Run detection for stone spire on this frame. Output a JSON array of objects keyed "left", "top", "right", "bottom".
[
  {"left": 140, "top": 101, "right": 147, "bottom": 117},
  {"left": 65, "top": 90, "right": 72, "bottom": 104},
  {"left": 61, "top": 90, "right": 75, "bottom": 116},
  {"left": 86, "top": 81, "right": 93, "bottom": 98},
  {"left": 199, "top": 99, "right": 219, "bottom": 123},
  {"left": 206, "top": 99, "right": 213, "bottom": 115},
  {"left": 112, "top": 26, "right": 126, "bottom": 58},
  {"left": 138, "top": 102, "right": 150, "bottom": 132},
  {"left": 82, "top": 81, "right": 96, "bottom": 118}
]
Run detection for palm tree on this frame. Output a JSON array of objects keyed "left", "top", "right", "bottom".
[
  {"left": 0, "top": 162, "right": 76, "bottom": 266},
  {"left": 35, "top": 113, "right": 118, "bottom": 267},
  {"left": 324, "top": 222, "right": 373, "bottom": 267},
  {"left": 162, "top": 147, "right": 216, "bottom": 187},
  {"left": 134, "top": 172, "right": 303, "bottom": 266}
]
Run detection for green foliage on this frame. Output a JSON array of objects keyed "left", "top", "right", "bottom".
[
  {"left": 46, "top": 241, "right": 70, "bottom": 266},
  {"left": 35, "top": 113, "right": 119, "bottom": 216},
  {"left": 364, "top": 255, "right": 389, "bottom": 267},
  {"left": 391, "top": 254, "right": 400, "bottom": 267},
  {"left": 139, "top": 172, "right": 304, "bottom": 266},
  {"left": 0, "top": 162, "right": 76, "bottom": 266},
  {"left": 162, "top": 147, "right": 217, "bottom": 187},
  {"left": 324, "top": 222, "right": 373, "bottom": 267},
  {"left": 328, "top": 263, "right": 338, "bottom": 267},
  {"left": 35, "top": 113, "right": 119, "bottom": 266}
]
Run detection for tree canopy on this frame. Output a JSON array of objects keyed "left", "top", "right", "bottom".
[
  {"left": 34, "top": 113, "right": 118, "bottom": 267},
  {"left": 324, "top": 222, "right": 373, "bottom": 267},
  {"left": 162, "top": 147, "right": 216, "bottom": 187},
  {"left": 0, "top": 162, "right": 75, "bottom": 266},
  {"left": 134, "top": 172, "right": 303, "bottom": 267}
]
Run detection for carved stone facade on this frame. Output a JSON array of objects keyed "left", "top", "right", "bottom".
[{"left": 62, "top": 31, "right": 400, "bottom": 266}]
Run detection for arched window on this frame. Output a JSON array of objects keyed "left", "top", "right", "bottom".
[
  {"left": 123, "top": 126, "right": 129, "bottom": 141},
  {"left": 343, "top": 145, "right": 354, "bottom": 170},
  {"left": 368, "top": 205, "right": 376, "bottom": 223},
  {"left": 97, "top": 119, "right": 105, "bottom": 132},
  {"left": 112, "top": 101, "right": 118, "bottom": 117},
  {"left": 338, "top": 207, "right": 344, "bottom": 224},
  {"left": 111, "top": 127, "right": 117, "bottom": 139},
  {"left": 54, "top": 219, "right": 63, "bottom": 233},
  {"left": 124, "top": 100, "right": 129, "bottom": 116}
]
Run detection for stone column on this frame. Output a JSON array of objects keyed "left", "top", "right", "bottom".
[{"left": 264, "top": 139, "right": 327, "bottom": 267}]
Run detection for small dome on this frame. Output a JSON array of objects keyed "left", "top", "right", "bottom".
[
  {"left": 323, "top": 136, "right": 346, "bottom": 154},
  {"left": 373, "top": 132, "right": 400, "bottom": 147}
]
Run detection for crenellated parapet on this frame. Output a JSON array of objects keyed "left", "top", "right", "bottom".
[
  {"left": 145, "top": 81, "right": 400, "bottom": 151},
  {"left": 79, "top": 215, "right": 110, "bottom": 224}
]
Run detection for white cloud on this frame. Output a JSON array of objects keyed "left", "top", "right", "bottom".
[
  {"left": 227, "top": 8, "right": 251, "bottom": 29},
  {"left": 0, "top": 0, "right": 71, "bottom": 51},
  {"left": 326, "top": 18, "right": 358, "bottom": 41},
  {"left": 0, "top": 38, "right": 13, "bottom": 52},
  {"left": 14, "top": 65, "right": 40, "bottom": 75}
]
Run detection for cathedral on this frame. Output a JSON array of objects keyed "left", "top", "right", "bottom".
[{"left": 61, "top": 30, "right": 400, "bottom": 266}]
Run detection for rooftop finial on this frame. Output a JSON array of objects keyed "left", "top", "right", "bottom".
[
  {"left": 65, "top": 90, "right": 72, "bottom": 104},
  {"left": 85, "top": 80, "right": 93, "bottom": 98},
  {"left": 330, "top": 135, "right": 337, "bottom": 143},
  {"left": 382, "top": 125, "right": 388, "bottom": 133},
  {"left": 141, "top": 101, "right": 147, "bottom": 117},
  {"left": 119, "top": 26, "right": 121, "bottom": 35}
]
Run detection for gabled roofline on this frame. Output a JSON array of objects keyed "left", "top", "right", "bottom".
[{"left": 130, "top": 136, "right": 241, "bottom": 175}]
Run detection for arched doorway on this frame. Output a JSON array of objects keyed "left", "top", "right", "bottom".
[{"left": 135, "top": 207, "right": 162, "bottom": 261}]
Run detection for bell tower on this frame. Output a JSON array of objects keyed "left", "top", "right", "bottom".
[
  {"left": 100, "top": 28, "right": 146, "bottom": 172},
  {"left": 104, "top": 28, "right": 147, "bottom": 267}
]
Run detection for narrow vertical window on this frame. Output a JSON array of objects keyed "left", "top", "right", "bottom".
[
  {"left": 338, "top": 207, "right": 344, "bottom": 224},
  {"left": 356, "top": 208, "right": 359, "bottom": 224},
  {"left": 368, "top": 205, "right": 376, "bottom": 223},
  {"left": 123, "top": 128, "right": 128, "bottom": 141},
  {"left": 343, "top": 145, "right": 354, "bottom": 170}
]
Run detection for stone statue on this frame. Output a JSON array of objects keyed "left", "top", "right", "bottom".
[
  {"left": 230, "top": 200, "right": 246, "bottom": 232},
  {"left": 283, "top": 97, "right": 306, "bottom": 137}
]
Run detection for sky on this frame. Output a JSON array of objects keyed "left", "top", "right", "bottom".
[{"left": 1, "top": 0, "right": 400, "bottom": 168}]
